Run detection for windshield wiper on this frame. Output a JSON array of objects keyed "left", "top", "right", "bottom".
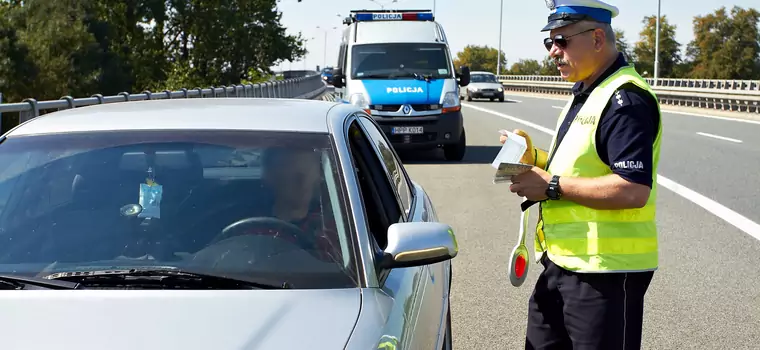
[
  {"left": 358, "top": 73, "right": 392, "bottom": 79},
  {"left": 0, "top": 274, "right": 82, "bottom": 290},
  {"left": 42, "top": 268, "right": 292, "bottom": 290}
]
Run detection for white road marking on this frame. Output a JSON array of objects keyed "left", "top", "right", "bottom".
[
  {"left": 503, "top": 93, "right": 568, "bottom": 102},
  {"left": 696, "top": 132, "right": 743, "bottom": 143},
  {"left": 551, "top": 106, "right": 563, "bottom": 109},
  {"left": 664, "top": 110, "right": 760, "bottom": 126},
  {"left": 462, "top": 102, "right": 760, "bottom": 242},
  {"left": 505, "top": 98, "right": 523, "bottom": 103},
  {"left": 463, "top": 103, "right": 555, "bottom": 135},
  {"left": 656, "top": 175, "right": 760, "bottom": 241},
  {"left": 502, "top": 93, "right": 760, "bottom": 125}
]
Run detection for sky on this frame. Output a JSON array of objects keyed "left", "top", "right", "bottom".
[{"left": 271, "top": 0, "right": 759, "bottom": 72}]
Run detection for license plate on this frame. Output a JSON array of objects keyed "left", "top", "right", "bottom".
[
  {"left": 392, "top": 126, "right": 424, "bottom": 135},
  {"left": 482, "top": 92, "right": 494, "bottom": 96}
]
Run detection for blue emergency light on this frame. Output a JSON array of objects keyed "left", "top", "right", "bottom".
[{"left": 351, "top": 10, "right": 434, "bottom": 22}]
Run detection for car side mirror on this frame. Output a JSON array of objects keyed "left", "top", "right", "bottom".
[
  {"left": 457, "top": 66, "right": 470, "bottom": 87},
  {"left": 332, "top": 68, "right": 345, "bottom": 88},
  {"left": 379, "top": 222, "right": 458, "bottom": 269}
]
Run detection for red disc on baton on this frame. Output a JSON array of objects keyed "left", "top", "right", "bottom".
[
  {"left": 508, "top": 244, "right": 529, "bottom": 287},
  {"left": 515, "top": 254, "right": 526, "bottom": 278}
]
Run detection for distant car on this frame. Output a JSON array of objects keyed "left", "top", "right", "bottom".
[
  {"left": 460, "top": 71, "right": 505, "bottom": 102},
  {"left": 321, "top": 67, "right": 334, "bottom": 84},
  {"left": 0, "top": 98, "right": 457, "bottom": 350}
]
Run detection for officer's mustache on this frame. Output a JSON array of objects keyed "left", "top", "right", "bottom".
[{"left": 553, "top": 57, "right": 569, "bottom": 66}]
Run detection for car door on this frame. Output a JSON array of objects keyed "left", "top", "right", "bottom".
[
  {"left": 344, "top": 115, "right": 426, "bottom": 349},
  {"left": 356, "top": 115, "right": 447, "bottom": 349}
]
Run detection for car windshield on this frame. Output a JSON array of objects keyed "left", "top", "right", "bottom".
[
  {"left": 350, "top": 43, "right": 452, "bottom": 79},
  {"left": 470, "top": 74, "right": 497, "bottom": 83},
  {"left": 322, "top": 68, "right": 333, "bottom": 73},
  {"left": 0, "top": 130, "right": 358, "bottom": 289}
]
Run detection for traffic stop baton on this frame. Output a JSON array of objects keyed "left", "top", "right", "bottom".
[{"left": 508, "top": 197, "right": 531, "bottom": 287}]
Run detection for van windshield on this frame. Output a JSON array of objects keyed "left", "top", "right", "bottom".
[{"left": 350, "top": 43, "right": 452, "bottom": 79}]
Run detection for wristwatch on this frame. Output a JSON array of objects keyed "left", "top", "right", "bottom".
[{"left": 546, "top": 175, "right": 562, "bottom": 200}]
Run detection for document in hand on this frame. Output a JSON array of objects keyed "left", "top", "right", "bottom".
[{"left": 492, "top": 130, "right": 533, "bottom": 184}]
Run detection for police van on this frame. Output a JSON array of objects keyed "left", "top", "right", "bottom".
[{"left": 330, "top": 9, "right": 471, "bottom": 161}]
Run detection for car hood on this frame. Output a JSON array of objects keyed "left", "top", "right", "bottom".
[
  {"left": 0, "top": 289, "right": 361, "bottom": 350},
  {"left": 468, "top": 82, "right": 502, "bottom": 89}
]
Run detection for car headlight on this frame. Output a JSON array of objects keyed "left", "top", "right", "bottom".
[
  {"left": 442, "top": 92, "right": 460, "bottom": 112},
  {"left": 349, "top": 93, "right": 370, "bottom": 111},
  {"left": 498, "top": 87, "right": 503, "bottom": 92}
]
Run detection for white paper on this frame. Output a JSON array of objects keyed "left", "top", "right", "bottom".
[
  {"left": 492, "top": 130, "right": 527, "bottom": 169},
  {"left": 492, "top": 130, "right": 532, "bottom": 184}
]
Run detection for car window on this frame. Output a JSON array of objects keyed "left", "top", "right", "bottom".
[
  {"left": 346, "top": 119, "right": 403, "bottom": 251},
  {"left": 0, "top": 130, "right": 358, "bottom": 289},
  {"left": 357, "top": 116, "right": 414, "bottom": 217},
  {"left": 471, "top": 74, "right": 497, "bottom": 83}
]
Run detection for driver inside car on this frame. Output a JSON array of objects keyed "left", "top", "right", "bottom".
[{"left": 237, "top": 147, "right": 343, "bottom": 263}]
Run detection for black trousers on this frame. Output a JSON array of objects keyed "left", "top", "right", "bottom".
[{"left": 525, "top": 253, "right": 655, "bottom": 350}]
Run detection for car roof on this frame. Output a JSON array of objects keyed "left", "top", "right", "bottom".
[
  {"left": 7, "top": 98, "right": 357, "bottom": 137},
  {"left": 470, "top": 71, "right": 495, "bottom": 75},
  {"left": 352, "top": 21, "right": 445, "bottom": 44}
]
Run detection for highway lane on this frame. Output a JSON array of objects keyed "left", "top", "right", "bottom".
[
  {"left": 467, "top": 93, "right": 760, "bottom": 229},
  {"left": 395, "top": 100, "right": 760, "bottom": 349}
]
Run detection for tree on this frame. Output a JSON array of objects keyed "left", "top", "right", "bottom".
[
  {"left": 633, "top": 15, "right": 681, "bottom": 78},
  {"left": 614, "top": 28, "right": 634, "bottom": 63},
  {"left": 685, "top": 6, "right": 760, "bottom": 79},
  {"left": 0, "top": 0, "right": 306, "bottom": 103},
  {"left": 453, "top": 45, "right": 506, "bottom": 74},
  {"left": 509, "top": 59, "right": 542, "bottom": 75}
]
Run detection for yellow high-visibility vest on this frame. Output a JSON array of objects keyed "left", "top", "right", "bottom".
[{"left": 535, "top": 65, "right": 662, "bottom": 273}]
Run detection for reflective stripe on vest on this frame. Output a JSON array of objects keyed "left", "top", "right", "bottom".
[{"left": 535, "top": 65, "right": 662, "bottom": 273}]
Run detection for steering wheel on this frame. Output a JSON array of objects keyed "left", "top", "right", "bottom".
[{"left": 208, "top": 216, "right": 316, "bottom": 251}]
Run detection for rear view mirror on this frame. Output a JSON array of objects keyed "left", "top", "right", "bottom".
[
  {"left": 380, "top": 222, "right": 458, "bottom": 269},
  {"left": 331, "top": 68, "right": 345, "bottom": 88},
  {"left": 457, "top": 66, "right": 470, "bottom": 87}
]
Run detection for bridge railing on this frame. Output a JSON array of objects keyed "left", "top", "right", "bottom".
[
  {"left": 496, "top": 75, "right": 760, "bottom": 114},
  {"left": 0, "top": 73, "right": 328, "bottom": 132}
]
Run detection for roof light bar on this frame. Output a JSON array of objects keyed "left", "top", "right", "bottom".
[{"left": 348, "top": 9, "right": 434, "bottom": 23}]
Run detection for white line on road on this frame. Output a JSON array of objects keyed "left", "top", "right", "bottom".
[
  {"left": 696, "top": 132, "right": 743, "bottom": 143},
  {"left": 505, "top": 98, "right": 523, "bottom": 103},
  {"left": 463, "top": 102, "right": 555, "bottom": 135},
  {"left": 462, "top": 102, "right": 760, "bottom": 242},
  {"left": 502, "top": 93, "right": 760, "bottom": 125},
  {"left": 552, "top": 106, "right": 563, "bottom": 109}
]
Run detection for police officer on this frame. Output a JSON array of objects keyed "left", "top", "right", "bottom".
[{"left": 502, "top": 0, "right": 662, "bottom": 349}]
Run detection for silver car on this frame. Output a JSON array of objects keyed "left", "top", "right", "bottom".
[
  {"left": 0, "top": 98, "right": 457, "bottom": 350},
  {"left": 460, "top": 71, "right": 505, "bottom": 102}
]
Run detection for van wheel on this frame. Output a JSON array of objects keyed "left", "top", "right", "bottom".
[{"left": 443, "top": 129, "right": 466, "bottom": 161}]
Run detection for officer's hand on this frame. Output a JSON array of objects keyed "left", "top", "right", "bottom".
[
  {"left": 509, "top": 166, "right": 551, "bottom": 201},
  {"left": 499, "top": 129, "right": 535, "bottom": 165}
]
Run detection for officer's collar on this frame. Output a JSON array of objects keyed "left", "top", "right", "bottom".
[{"left": 571, "top": 52, "right": 628, "bottom": 97}]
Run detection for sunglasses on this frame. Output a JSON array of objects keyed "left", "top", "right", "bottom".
[{"left": 543, "top": 28, "right": 596, "bottom": 51}]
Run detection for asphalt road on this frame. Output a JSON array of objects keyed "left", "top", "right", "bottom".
[{"left": 395, "top": 94, "right": 760, "bottom": 349}]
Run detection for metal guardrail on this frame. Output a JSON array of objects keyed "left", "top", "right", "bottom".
[
  {"left": 497, "top": 75, "right": 760, "bottom": 114},
  {"left": 0, "top": 73, "right": 329, "bottom": 131}
]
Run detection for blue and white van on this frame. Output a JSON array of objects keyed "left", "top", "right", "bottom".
[{"left": 331, "top": 9, "right": 471, "bottom": 161}]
